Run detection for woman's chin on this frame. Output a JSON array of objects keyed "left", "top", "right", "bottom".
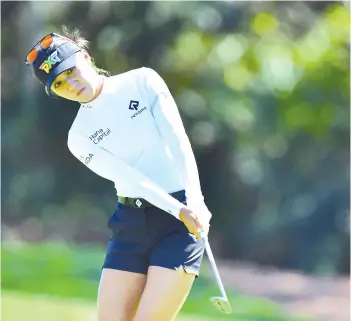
[{"left": 78, "top": 91, "right": 94, "bottom": 103}]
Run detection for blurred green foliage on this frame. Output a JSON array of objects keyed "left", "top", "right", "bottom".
[
  {"left": 1, "top": 242, "right": 313, "bottom": 321},
  {"left": 2, "top": 242, "right": 103, "bottom": 298},
  {"left": 1, "top": 2, "right": 350, "bottom": 274}
]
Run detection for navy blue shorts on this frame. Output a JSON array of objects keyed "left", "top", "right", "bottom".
[{"left": 102, "top": 192, "right": 205, "bottom": 276}]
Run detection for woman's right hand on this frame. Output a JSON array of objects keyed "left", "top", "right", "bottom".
[{"left": 179, "top": 207, "right": 209, "bottom": 240}]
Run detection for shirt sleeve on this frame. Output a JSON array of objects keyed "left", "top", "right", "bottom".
[
  {"left": 67, "top": 130, "right": 185, "bottom": 219},
  {"left": 144, "top": 68, "right": 212, "bottom": 223}
]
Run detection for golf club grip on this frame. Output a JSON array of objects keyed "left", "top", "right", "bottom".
[{"left": 202, "top": 235, "right": 228, "bottom": 300}]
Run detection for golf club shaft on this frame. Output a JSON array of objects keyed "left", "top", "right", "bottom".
[{"left": 201, "top": 232, "right": 228, "bottom": 300}]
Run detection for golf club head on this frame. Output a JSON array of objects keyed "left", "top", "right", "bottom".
[{"left": 210, "top": 296, "right": 232, "bottom": 314}]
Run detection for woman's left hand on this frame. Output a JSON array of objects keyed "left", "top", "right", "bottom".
[{"left": 179, "top": 207, "right": 210, "bottom": 240}]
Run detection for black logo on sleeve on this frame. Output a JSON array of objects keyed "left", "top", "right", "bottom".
[
  {"left": 129, "top": 100, "right": 139, "bottom": 110},
  {"left": 129, "top": 100, "right": 147, "bottom": 119},
  {"left": 79, "top": 153, "right": 94, "bottom": 165}
]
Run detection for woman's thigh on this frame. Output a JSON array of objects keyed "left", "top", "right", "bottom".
[
  {"left": 134, "top": 266, "right": 195, "bottom": 321},
  {"left": 97, "top": 268, "right": 147, "bottom": 321}
]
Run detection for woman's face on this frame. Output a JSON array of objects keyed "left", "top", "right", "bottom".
[{"left": 50, "top": 52, "right": 100, "bottom": 103}]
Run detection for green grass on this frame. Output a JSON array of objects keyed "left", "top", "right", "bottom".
[
  {"left": 2, "top": 291, "right": 312, "bottom": 321},
  {"left": 2, "top": 291, "right": 213, "bottom": 321},
  {"left": 1, "top": 242, "right": 314, "bottom": 321},
  {"left": 2, "top": 291, "right": 97, "bottom": 321}
]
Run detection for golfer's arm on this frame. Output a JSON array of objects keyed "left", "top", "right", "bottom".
[
  {"left": 144, "top": 68, "right": 212, "bottom": 221},
  {"left": 67, "top": 132, "right": 184, "bottom": 219}
]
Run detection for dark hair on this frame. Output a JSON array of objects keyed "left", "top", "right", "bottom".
[{"left": 60, "top": 25, "right": 110, "bottom": 76}]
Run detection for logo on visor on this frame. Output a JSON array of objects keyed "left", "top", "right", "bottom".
[{"left": 39, "top": 50, "right": 61, "bottom": 73}]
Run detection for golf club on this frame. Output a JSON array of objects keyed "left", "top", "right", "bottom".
[{"left": 200, "top": 230, "right": 232, "bottom": 314}]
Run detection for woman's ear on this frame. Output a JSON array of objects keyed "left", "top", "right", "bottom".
[{"left": 81, "top": 49, "right": 91, "bottom": 63}]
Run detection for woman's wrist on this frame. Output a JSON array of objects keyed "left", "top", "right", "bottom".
[{"left": 179, "top": 206, "right": 192, "bottom": 222}]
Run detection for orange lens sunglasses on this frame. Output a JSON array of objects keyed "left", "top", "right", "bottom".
[
  {"left": 25, "top": 33, "right": 55, "bottom": 65},
  {"left": 25, "top": 33, "right": 72, "bottom": 65}
]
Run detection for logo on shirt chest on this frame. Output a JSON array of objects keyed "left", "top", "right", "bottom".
[
  {"left": 89, "top": 128, "right": 111, "bottom": 144},
  {"left": 129, "top": 100, "right": 147, "bottom": 119},
  {"left": 129, "top": 100, "right": 139, "bottom": 110}
]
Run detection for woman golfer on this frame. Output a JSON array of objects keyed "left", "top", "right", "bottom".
[{"left": 25, "top": 27, "right": 212, "bottom": 321}]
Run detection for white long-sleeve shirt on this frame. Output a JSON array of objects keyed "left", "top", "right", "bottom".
[{"left": 67, "top": 67, "right": 212, "bottom": 223}]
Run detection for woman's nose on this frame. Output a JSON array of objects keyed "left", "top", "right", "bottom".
[{"left": 67, "top": 79, "right": 79, "bottom": 91}]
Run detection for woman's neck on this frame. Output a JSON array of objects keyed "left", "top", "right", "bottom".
[{"left": 84, "top": 75, "right": 105, "bottom": 104}]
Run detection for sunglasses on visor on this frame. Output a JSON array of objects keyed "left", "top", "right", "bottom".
[{"left": 25, "top": 33, "right": 71, "bottom": 65}]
